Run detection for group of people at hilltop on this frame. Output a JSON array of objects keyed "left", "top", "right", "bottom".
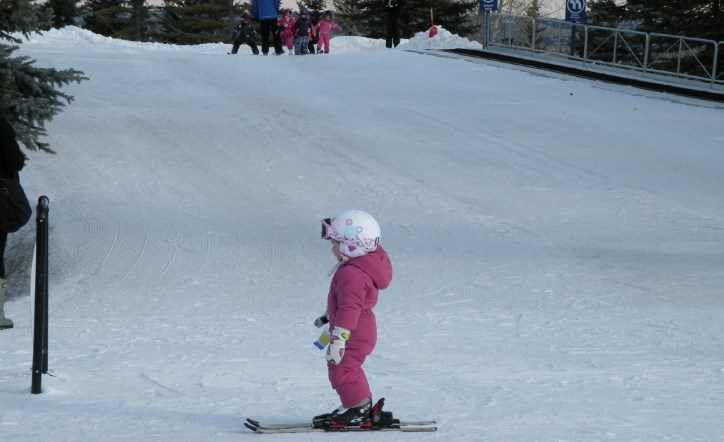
[
  {"left": 279, "top": 8, "right": 342, "bottom": 55},
  {"left": 231, "top": 0, "right": 404, "bottom": 56},
  {"left": 231, "top": 4, "right": 341, "bottom": 56}
]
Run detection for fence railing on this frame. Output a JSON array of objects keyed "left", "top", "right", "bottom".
[
  {"left": 718, "top": 42, "right": 724, "bottom": 82},
  {"left": 484, "top": 13, "right": 723, "bottom": 90}
]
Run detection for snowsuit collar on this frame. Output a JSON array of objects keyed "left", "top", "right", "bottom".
[{"left": 342, "top": 246, "right": 392, "bottom": 290}]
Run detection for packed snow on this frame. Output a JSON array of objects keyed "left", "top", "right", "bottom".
[{"left": 1, "top": 26, "right": 723, "bottom": 441}]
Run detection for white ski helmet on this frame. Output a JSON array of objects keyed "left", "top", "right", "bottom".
[{"left": 321, "top": 210, "right": 381, "bottom": 259}]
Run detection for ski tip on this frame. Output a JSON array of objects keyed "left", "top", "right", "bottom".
[
  {"left": 244, "top": 422, "right": 260, "bottom": 432},
  {"left": 246, "top": 418, "right": 261, "bottom": 427},
  {"left": 399, "top": 425, "right": 438, "bottom": 432}
]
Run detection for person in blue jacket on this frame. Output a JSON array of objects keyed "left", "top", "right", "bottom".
[{"left": 252, "top": 0, "right": 283, "bottom": 55}]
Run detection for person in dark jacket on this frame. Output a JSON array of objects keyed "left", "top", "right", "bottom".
[
  {"left": 384, "top": 0, "right": 403, "bottom": 48},
  {"left": 252, "top": 0, "right": 283, "bottom": 55},
  {"left": 308, "top": 10, "right": 321, "bottom": 55},
  {"left": 292, "top": 8, "right": 315, "bottom": 55},
  {"left": 230, "top": 10, "right": 260, "bottom": 55},
  {"left": 0, "top": 113, "right": 26, "bottom": 330}
]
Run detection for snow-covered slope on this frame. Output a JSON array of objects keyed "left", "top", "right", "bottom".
[{"left": 1, "top": 26, "right": 723, "bottom": 441}]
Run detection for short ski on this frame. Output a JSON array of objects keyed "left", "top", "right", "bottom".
[
  {"left": 245, "top": 425, "right": 438, "bottom": 433},
  {"left": 244, "top": 398, "right": 436, "bottom": 433},
  {"left": 246, "top": 418, "right": 436, "bottom": 430},
  {"left": 244, "top": 419, "right": 437, "bottom": 433}
]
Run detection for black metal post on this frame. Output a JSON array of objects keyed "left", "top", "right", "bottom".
[
  {"left": 484, "top": 11, "right": 490, "bottom": 50},
  {"left": 41, "top": 197, "right": 49, "bottom": 374},
  {"left": 31, "top": 196, "right": 49, "bottom": 394}
]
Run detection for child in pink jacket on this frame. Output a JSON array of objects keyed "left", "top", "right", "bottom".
[
  {"left": 313, "top": 210, "right": 392, "bottom": 427},
  {"left": 277, "top": 8, "right": 295, "bottom": 54},
  {"left": 315, "top": 10, "right": 342, "bottom": 54}
]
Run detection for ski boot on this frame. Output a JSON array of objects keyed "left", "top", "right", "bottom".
[
  {"left": 369, "top": 398, "right": 397, "bottom": 428},
  {"left": 313, "top": 397, "right": 372, "bottom": 429},
  {"left": 0, "top": 279, "right": 14, "bottom": 330}
]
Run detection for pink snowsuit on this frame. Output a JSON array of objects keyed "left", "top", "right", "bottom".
[
  {"left": 278, "top": 16, "right": 295, "bottom": 51},
  {"left": 327, "top": 246, "right": 392, "bottom": 408},
  {"left": 315, "top": 18, "right": 341, "bottom": 53}
]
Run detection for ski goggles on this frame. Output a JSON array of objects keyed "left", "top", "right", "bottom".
[
  {"left": 321, "top": 218, "right": 354, "bottom": 243},
  {"left": 321, "top": 218, "right": 338, "bottom": 241},
  {"left": 321, "top": 218, "right": 373, "bottom": 250}
]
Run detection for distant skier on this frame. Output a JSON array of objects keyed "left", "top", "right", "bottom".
[
  {"left": 313, "top": 210, "right": 392, "bottom": 427},
  {"left": 292, "top": 8, "right": 315, "bottom": 55},
  {"left": 278, "top": 8, "right": 295, "bottom": 55},
  {"left": 384, "top": 0, "right": 403, "bottom": 48},
  {"left": 314, "top": 11, "right": 342, "bottom": 54},
  {"left": 307, "top": 10, "right": 320, "bottom": 55},
  {"left": 230, "top": 11, "right": 259, "bottom": 55}
]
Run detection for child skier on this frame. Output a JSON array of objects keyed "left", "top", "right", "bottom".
[
  {"left": 277, "top": 8, "right": 295, "bottom": 55},
  {"left": 307, "top": 10, "right": 320, "bottom": 55},
  {"left": 230, "top": 11, "right": 259, "bottom": 55},
  {"left": 315, "top": 10, "right": 342, "bottom": 54},
  {"left": 313, "top": 210, "right": 392, "bottom": 427},
  {"left": 292, "top": 8, "right": 315, "bottom": 55}
]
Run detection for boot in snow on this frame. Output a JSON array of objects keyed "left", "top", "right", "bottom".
[
  {"left": 313, "top": 397, "right": 372, "bottom": 429},
  {"left": 0, "top": 279, "right": 14, "bottom": 330}
]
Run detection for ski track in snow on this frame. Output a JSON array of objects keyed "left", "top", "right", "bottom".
[{"left": 1, "top": 26, "right": 723, "bottom": 441}]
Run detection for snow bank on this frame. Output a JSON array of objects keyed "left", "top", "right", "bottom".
[
  {"left": 400, "top": 26, "right": 483, "bottom": 50},
  {"left": 18, "top": 25, "right": 481, "bottom": 54}
]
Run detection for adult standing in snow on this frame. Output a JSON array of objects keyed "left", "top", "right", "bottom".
[
  {"left": 313, "top": 210, "right": 392, "bottom": 427},
  {"left": 251, "top": 0, "right": 283, "bottom": 55},
  {"left": 384, "top": 0, "right": 403, "bottom": 48},
  {"left": 0, "top": 113, "right": 29, "bottom": 330}
]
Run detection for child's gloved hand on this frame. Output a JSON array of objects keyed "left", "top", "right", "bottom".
[
  {"left": 326, "top": 326, "right": 350, "bottom": 365},
  {"left": 314, "top": 311, "right": 329, "bottom": 328}
]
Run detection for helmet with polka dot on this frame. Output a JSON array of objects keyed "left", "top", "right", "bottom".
[{"left": 321, "top": 210, "right": 381, "bottom": 259}]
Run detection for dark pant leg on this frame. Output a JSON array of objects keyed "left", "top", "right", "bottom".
[
  {"left": 271, "top": 24, "right": 282, "bottom": 54},
  {"left": 260, "top": 20, "right": 282, "bottom": 54},
  {"left": 386, "top": 8, "right": 400, "bottom": 48},
  {"left": 248, "top": 41, "right": 259, "bottom": 54},
  {"left": 260, "top": 20, "right": 271, "bottom": 54},
  {"left": 231, "top": 41, "right": 241, "bottom": 54},
  {"left": 0, "top": 231, "right": 7, "bottom": 278}
]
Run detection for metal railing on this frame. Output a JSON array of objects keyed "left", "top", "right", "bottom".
[
  {"left": 718, "top": 42, "right": 724, "bottom": 82},
  {"left": 484, "top": 13, "right": 723, "bottom": 90}
]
